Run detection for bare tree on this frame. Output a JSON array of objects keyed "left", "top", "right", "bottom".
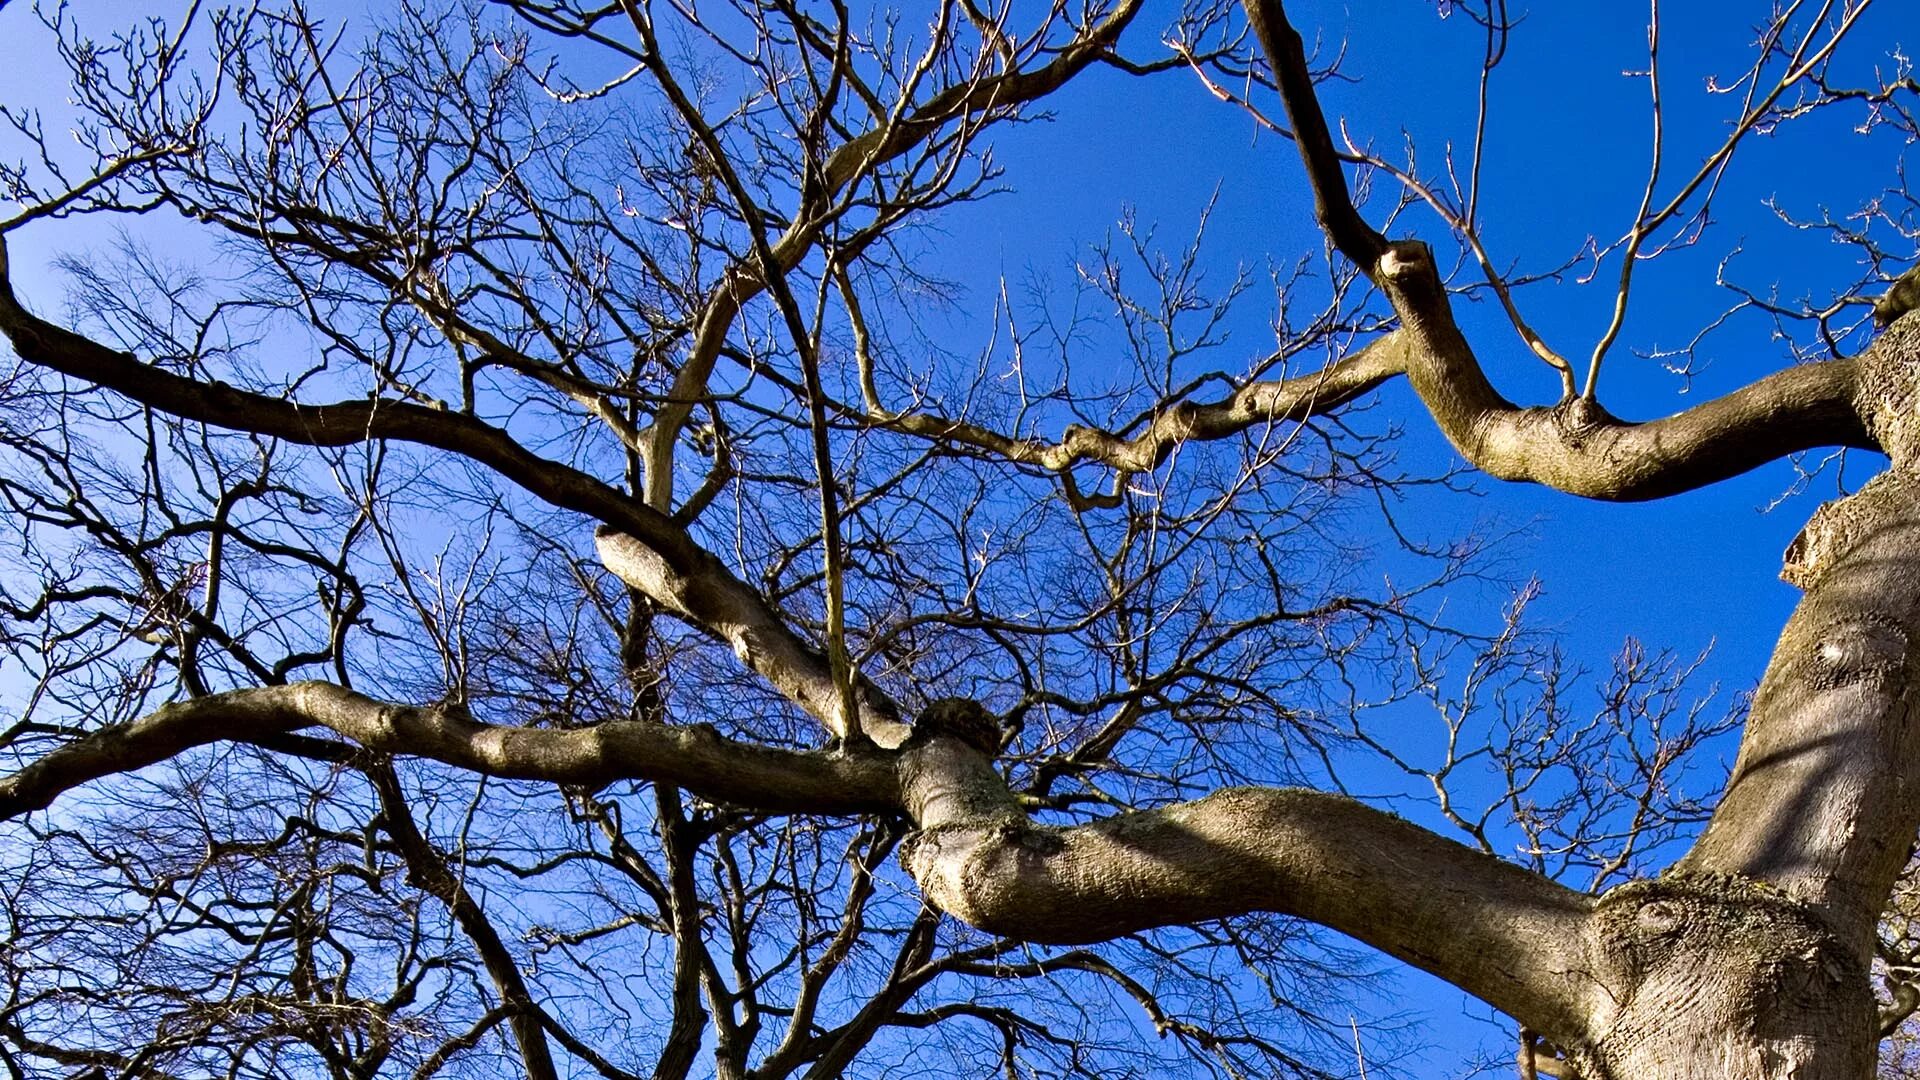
[{"left": 0, "top": 0, "right": 1914, "bottom": 1077}]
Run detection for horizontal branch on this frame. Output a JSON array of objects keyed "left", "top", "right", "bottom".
[
  {"left": 0, "top": 684, "right": 1614, "bottom": 1045},
  {"left": 868, "top": 310, "right": 1870, "bottom": 504},
  {"left": 895, "top": 735, "right": 1599, "bottom": 1042},
  {"left": 1374, "top": 244, "right": 1876, "bottom": 501},
  {"left": 868, "top": 335, "right": 1403, "bottom": 477},
  {"left": 1227, "top": 0, "right": 1877, "bottom": 500},
  {"left": 0, "top": 251, "right": 690, "bottom": 569},
  {"left": 0, "top": 683, "right": 899, "bottom": 822}
]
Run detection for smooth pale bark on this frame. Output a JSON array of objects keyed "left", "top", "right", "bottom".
[
  {"left": 0, "top": 691, "right": 1610, "bottom": 1050},
  {"left": 0, "top": 683, "right": 900, "bottom": 820},
  {"left": 894, "top": 728, "right": 1599, "bottom": 1038},
  {"left": 844, "top": 266, "right": 1869, "bottom": 499},
  {"left": 594, "top": 528, "right": 909, "bottom": 745},
  {"left": 4, "top": 156, "right": 1913, "bottom": 1080},
  {"left": 1372, "top": 244, "right": 1875, "bottom": 502}
]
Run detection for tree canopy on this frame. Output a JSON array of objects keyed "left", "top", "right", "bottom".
[{"left": 0, "top": 0, "right": 1916, "bottom": 1077}]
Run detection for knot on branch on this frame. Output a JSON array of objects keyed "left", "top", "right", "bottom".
[
  {"left": 910, "top": 697, "right": 1003, "bottom": 756},
  {"left": 1376, "top": 241, "right": 1433, "bottom": 281},
  {"left": 898, "top": 814, "right": 1066, "bottom": 939},
  {"left": 1591, "top": 872, "right": 1817, "bottom": 971},
  {"left": 1548, "top": 395, "right": 1619, "bottom": 447},
  {"left": 1579, "top": 872, "right": 1867, "bottom": 1080},
  {"left": 1375, "top": 241, "right": 1452, "bottom": 329},
  {"left": 1804, "top": 612, "right": 1908, "bottom": 693}
]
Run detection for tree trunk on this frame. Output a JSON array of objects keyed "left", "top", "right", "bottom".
[
  {"left": 1586, "top": 314, "right": 1920, "bottom": 1079},
  {"left": 1570, "top": 875, "right": 1874, "bottom": 1079}
]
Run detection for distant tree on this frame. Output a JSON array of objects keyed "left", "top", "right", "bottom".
[{"left": 0, "top": 0, "right": 1913, "bottom": 1077}]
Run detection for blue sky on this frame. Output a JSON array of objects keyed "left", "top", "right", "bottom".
[
  {"left": 927, "top": 0, "right": 1902, "bottom": 721},
  {"left": 0, "top": 0, "right": 1913, "bottom": 1074},
  {"left": 914, "top": 0, "right": 1911, "bottom": 1070}
]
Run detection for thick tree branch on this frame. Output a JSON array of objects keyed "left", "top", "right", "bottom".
[
  {"left": 0, "top": 680, "right": 1608, "bottom": 1044},
  {"left": 1232, "top": 1, "right": 1875, "bottom": 502},
  {"left": 1373, "top": 248, "right": 1875, "bottom": 501},
  {"left": 1682, "top": 321, "right": 1920, "bottom": 940},
  {"left": 856, "top": 311, "right": 1869, "bottom": 502},
  {"left": 594, "top": 529, "right": 910, "bottom": 746},
  {"left": 0, "top": 250, "right": 679, "bottom": 564},
  {"left": 857, "top": 332, "right": 1403, "bottom": 477},
  {"left": 823, "top": 0, "right": 1872, "bottom": 510},
  {"left": 893, "top": 731, "right": 1600, "bottom": 1043},
  {"left": 0, "top": 683, "right": 899, "bottom": 822}
]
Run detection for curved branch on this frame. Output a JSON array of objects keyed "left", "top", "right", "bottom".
[
  {"left": 0, "top": 683, "right": 899, "bottom": 822},
  {"left": 1371, "top": 247, "right": 1876, "bottom": 501},
  {"left": 870, "top": 335, "right": 1403, "bottom": 477},
  {"left": 370, "top": 762, "right": 559, "bottom": 1080},
  {"left": 895, "top": 735, "right": 1599, "bottom": 1043},
  {"left": 0, "top": 259, "right": 685, "bottom": 567},
  {"left": 1234, "top": 0, "right": 1876, "bottom": 502},
  {"left": 5, "top": 680, "right": 1621, "bottom": 1051},
  {"left": 0, "top": 251, "right": 899, "bottom": 736},
  {"left": 868, "top": 308, "right": 1870, "bottom": 505}
]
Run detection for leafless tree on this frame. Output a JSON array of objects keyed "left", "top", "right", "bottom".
[{"left": 0, "top": 0, "right": 1914, "bottom": 1077}]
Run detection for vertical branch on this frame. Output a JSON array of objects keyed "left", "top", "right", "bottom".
[
  {"left": 1240, "top": 0, "right": 1388, "bottom": 271},
  {"left": 1464, "top": 0, "right": 1510, "bottom": 229},
  {"left": 369, "top": 762, "right": 560, "bottom": 1080},
  {"left": 798, "top": 17, "right": 863, "bottom": 746},
  {"left": 802, "top": 276, "right": 862, "bottom": 746},
  {"left": 1683, "top": 465, "right": 1920, "bottom": 936},
  {"left": 655, "top": 786, "right": 735, "bottom": 1080},
  {"left": 1586, "top": 0, "right": 1664, "bottom": 400},
  {"left": 623, "top": 0, "right": 866, "bottom": 740},
  {"left": 834, "top": 263, "right": 891, "bottom": 419}
]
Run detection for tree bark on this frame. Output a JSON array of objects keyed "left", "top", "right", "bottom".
[
  {"left": 3, "top": 1, "right": 1918, "bottom": 1067},
  {"left": 1569, "top": 874, "right": 1874, "bottom": 1079}
]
